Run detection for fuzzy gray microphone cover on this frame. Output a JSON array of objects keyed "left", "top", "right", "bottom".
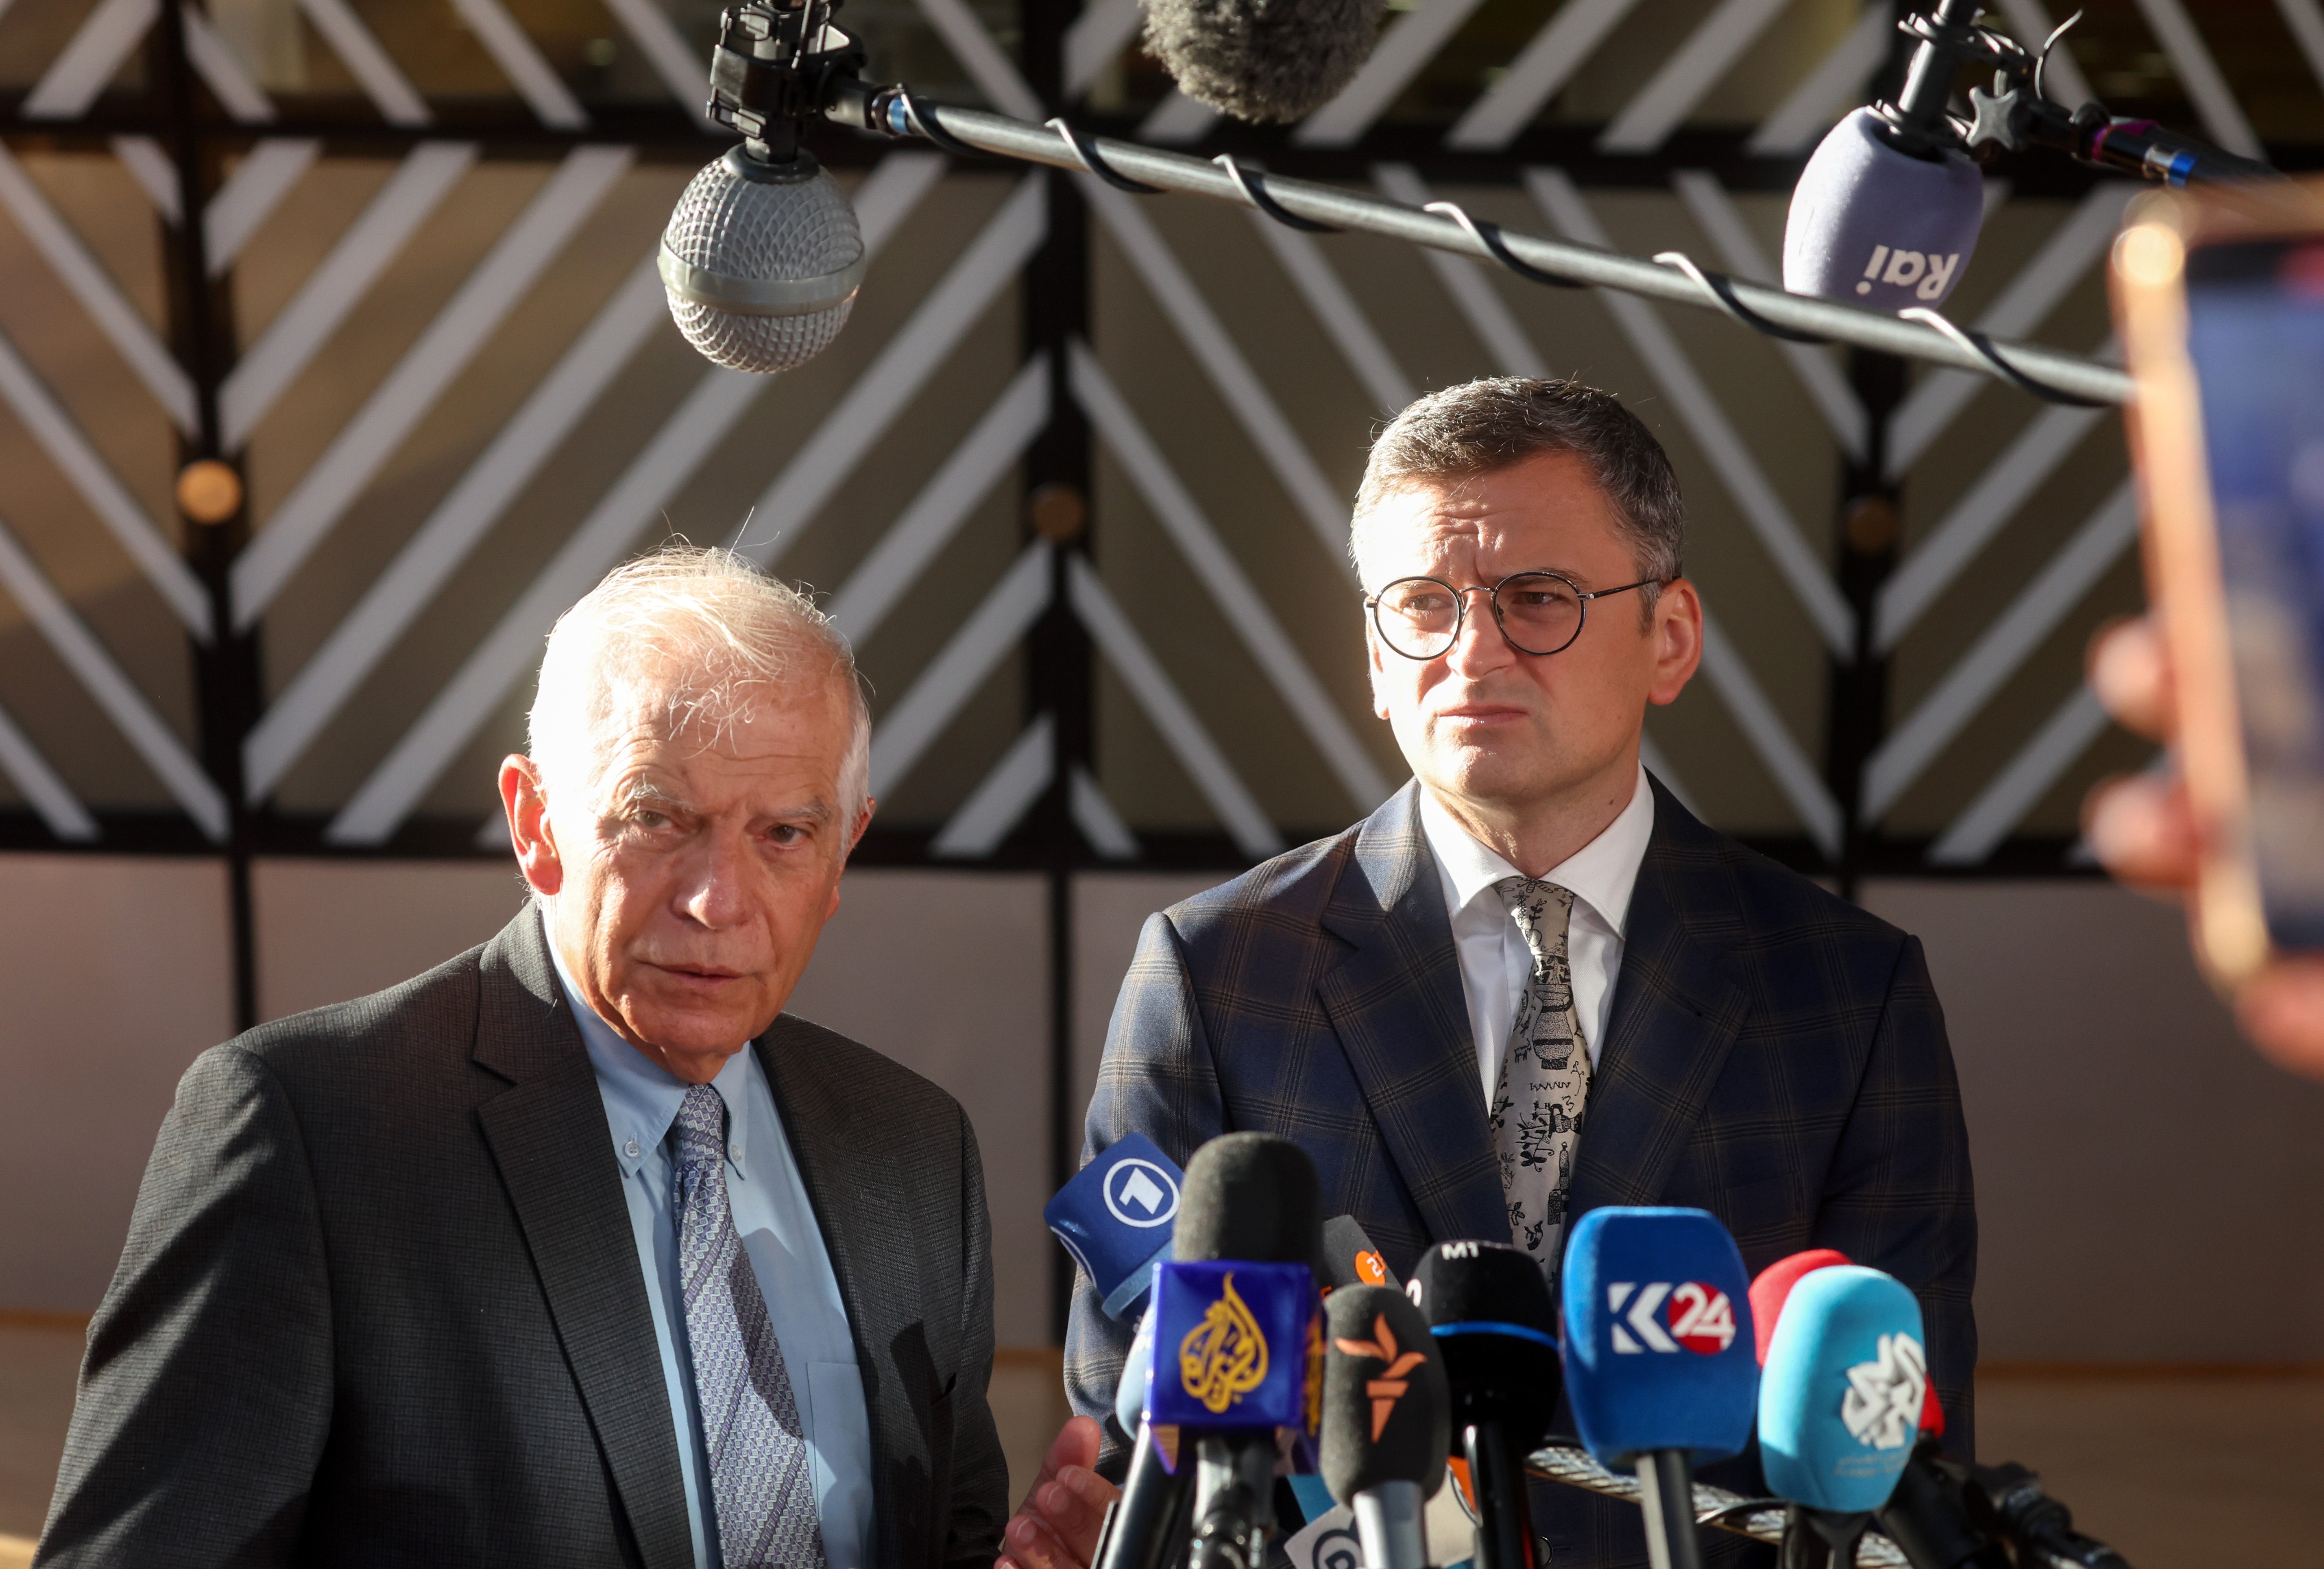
[{"left": 1142, "top": 0, "right": 1387, "bottom": 123}]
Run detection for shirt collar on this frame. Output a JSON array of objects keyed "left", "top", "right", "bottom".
[
  {"left": 547, "top": 936, "right": 756, "bottom": 1180},
  {"left": 1417, "top": 764, "right": 1655, "bottom": 938}
]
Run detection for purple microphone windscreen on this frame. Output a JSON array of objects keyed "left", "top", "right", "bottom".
[
  {"left": 1558, "top": 1207, "right": 1757, "bottom": 1467},
  {"left": 1321, "top": 1285, "right": 1449, "bottom": 1505},
  {"left": 1757, "top": 1265, "right": 1927, "bottom": 1514},
  {"left": 1783, "top": 107, "right": 1984, "bottom": 312}
]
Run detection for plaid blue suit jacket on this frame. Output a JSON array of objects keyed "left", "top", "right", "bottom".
[{"left": 1065, "top": 777, "right": 1976, "bottom": 1568}]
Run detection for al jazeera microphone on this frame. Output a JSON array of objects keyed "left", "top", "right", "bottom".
[{"left": 1560, "top": 1208, "right": 1758, "bottom": 1569}]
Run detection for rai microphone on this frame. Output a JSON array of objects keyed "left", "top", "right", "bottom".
[
  {"left": 1757, "top": 1266, "right": 1927, "bottom": 1569},
  {"left": 1406, "top": 1240, "right": 1561, "bottom": 1569},
  {"left": 1321, "top": 1285, "right": 1450, "bottom": 1569},
  {"left": 1561, "top": 1208, "right": 1758, "bottom": 1569},
  {"left": 1091, "top": 1133, "right": 1323, "bottom": 1569}
]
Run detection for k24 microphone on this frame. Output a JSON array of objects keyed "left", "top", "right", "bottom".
[
  {"left": 1049, "top": 1133, "right": 1187, "bottom": 1322},
  {"left": 1321, "top": 1285, "right": 1450, "bottom": 1569},
  {"left": 1561, "top": 1207, "right": 1757, "bottom": 1569},
  {"left": 1407, "top": 1239, "right": 1561, "bottom": 1569},
  {"left": 1757, "top": 1266, "right": 1925, "bottom": 1569},
  {"left": 1142, "top": 0, "right": 1388, "bottom": 124}
]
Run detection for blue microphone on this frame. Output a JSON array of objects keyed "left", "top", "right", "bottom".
[
  {"left": 1048, "top": 1133, "right": 1185, "bottom": 1321},
  {"left": 1561, "top": 1207, "right": 1758, "bottom": 1569},
  {"left": 1758, "top": 1265, "right": 1927, "bottom": 1567}
]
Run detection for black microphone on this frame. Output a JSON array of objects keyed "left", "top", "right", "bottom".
[
  {"left": 1092, "top": 1133, "right": 1322, "bottom": 1569},
  {"left": 1320, "top": 1215, "right": 1399, "bottom": 1293},
  {"left": 1142, "top": 0, "right": 1387, "bottom": 123},
  {"left": 1406, "top": 1240, "right": 1560, "bottom": 1569},
  {"left": 1321, "top": 1285, "right": 1449, "bottom": 1569}
]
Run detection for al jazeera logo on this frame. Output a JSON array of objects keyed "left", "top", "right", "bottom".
[{"left": 1177, "top": 1272, "right": 1270, "bottom": 1414}]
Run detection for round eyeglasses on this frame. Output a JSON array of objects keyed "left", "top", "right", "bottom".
[{"left": 1365, "top": 571, "right": 1666, "bottom": 660}]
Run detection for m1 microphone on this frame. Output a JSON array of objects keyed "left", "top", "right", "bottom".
[
  {"left": 1407, "top": 1240, "right": 1560, "bottom": 1569},
  {"left": 1561, "top": 1208, "right": 1758, "bottom": 1569},
  {"left": 1142, "top": 0, "right": 1388, "bottom": 123},
  {"left": 1757, "top": 1266, "right": 1926, "bottom": 1569},
  {"left": 1049, "top": 1133, "right": 1187, "bottom": 1322},
  {"left": 1321, "top": 1285, "right": 1449, "bottom": 1569}
]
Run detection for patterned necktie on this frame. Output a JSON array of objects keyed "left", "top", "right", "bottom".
[
  {"left": 671, "top": 1083, "right": 827, "bottom": 1569},
  {"left": 1489, "top": 877, "right": 1594, "bottom": 1284}
]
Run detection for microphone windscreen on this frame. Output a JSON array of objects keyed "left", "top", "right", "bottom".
[
  {"left": 1758, "top": 1265, "right": 1927, "bottom": 1514},
  {"left": 1748, "top": 1249, "right": 1852, "bottom": 1365},
  {"left": 1409, "top": 1239, "right": 1562, "bottom": 1442},
  {"left": 1142, "top": 0, "right": 1388, "bottom": 124},
  {"left": 661, "top": 148, "right": 865, "bottom": 374},
  {"left": 1321, "top": 1215, "right": 1397, "bottom": 1291},
  {"left": 1174, "top": 1133, "right": 1321, "bottom": 1265},
  {"left": 1322, "top": 1285, "right": 1449, "bottom": 1505},
  {"left": 1046, "top": 1133, "right": 1185, "bottom": 1320},
  {"left": 1559, "top": 1207, "right": 1757, "bottom": 1467},
  {"left": 1782, "top": 108, "right": 1984, "bottom": 312}
]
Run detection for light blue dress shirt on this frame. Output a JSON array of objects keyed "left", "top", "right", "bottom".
[{"left": 550, "top": 947, "right": 873, "bottom": 1569}]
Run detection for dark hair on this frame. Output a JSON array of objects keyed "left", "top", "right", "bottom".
[{"left": 1352, "top": 378, "right": 1684, "bottom": 615}]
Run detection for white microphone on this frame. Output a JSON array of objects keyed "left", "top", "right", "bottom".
[{"left": 660, "top": 146, "right": 865, "bottom": 375}]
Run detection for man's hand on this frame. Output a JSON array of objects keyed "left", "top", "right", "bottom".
[
  {"left": 996, "top": 1414, "right": 1120, "bottom": 1569},
  {"left": 2086, "top": 614, "right": 2324, "bottom": 1078}
]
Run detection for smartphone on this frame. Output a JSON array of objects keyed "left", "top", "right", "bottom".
[{"left": 2115, "top": 179, "right": 2324, "bottom": 983}]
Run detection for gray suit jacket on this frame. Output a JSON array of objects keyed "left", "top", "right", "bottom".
[
  {"left": 37, "top": 909, "right": 1008, "bottom": 1569},
  {"left": 1068, "top": 779, "right": 1976, "bottom": 1568}
]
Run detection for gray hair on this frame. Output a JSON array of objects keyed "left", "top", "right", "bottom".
[
  {"left": 1351, "top": 377, "right": 1685, "bottom": 618},
  {"left": 529, "top": 544, "right": 871, "bottom": 822}
]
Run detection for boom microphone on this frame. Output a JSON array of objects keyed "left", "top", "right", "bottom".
[
  {"left": 1141, "top": 0, "right": 1388, "bottom": 124},
  {"left": 1561, "top": 1208, "right": 1758, "bottom": 1569},
  {"left": 1321, "top": 1285, "right": 1449, "bottom": 1569},
  {"left": 1407, "top": 1240, "right": 1561, "bottom": 1569}
]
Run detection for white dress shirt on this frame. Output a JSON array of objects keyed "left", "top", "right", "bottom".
[
  {"left": 549, "top": 943, "right": 872, "bottom": 1569},
  {"left": 1417, "top": 766, "right": 1656, "bottom": 1107}
]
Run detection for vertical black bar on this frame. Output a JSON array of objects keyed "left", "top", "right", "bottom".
[
  {"left": 1019, "top": 0, "right": 1097, "bottom": 1343},
  {"left": 1823, "top": 2, "right": 1918, "bottom": 901},
  {"left": 154, "top": 4, "right": 264, "bottom": 1029}
]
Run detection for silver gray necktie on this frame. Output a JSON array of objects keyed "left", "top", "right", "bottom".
[
  {"left": 1489, "top": 878, "right": 1593, "bottom": 1284},
  {"left": 672, "top": 1082, "right": 827, "bottom": 1569}
]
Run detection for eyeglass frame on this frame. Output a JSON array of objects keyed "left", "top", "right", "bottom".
[{"left": 1363, "top": 569, "right": 1672, "bottom": 660}]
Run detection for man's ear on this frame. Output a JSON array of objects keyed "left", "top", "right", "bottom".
[
  {"left": 1366, "top": 621, "right": 1394, "bottom": 722},
  {"left": 501, "top": 755, "right": 564, "bottom": 897},
  {"left": 1647, "top": 578, "right": 1705, "bottom": 707}
]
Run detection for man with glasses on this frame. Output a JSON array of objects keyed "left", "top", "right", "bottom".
[{"left": 1053, "top": 378, "right": 1975, "bottom": 1569}]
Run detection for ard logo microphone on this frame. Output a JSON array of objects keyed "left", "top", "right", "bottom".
[
  {"left": 1561, "top": 1207, "right": 1757, "bottom": 1569},
  {"left": 1046, "top": 1133, "right": 1186, "bottom": 1321},
  {"left": 1757, "top": 1265, "right": 1926, "bottom": 1568}
]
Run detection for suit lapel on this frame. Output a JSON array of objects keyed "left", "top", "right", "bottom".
[
  {"left": 471, "top": 912, "right": 694, "bottom": 1569},
  {"left": 1568, "top": 778, "right": 1751, "bottom": 1217},
  {"left": 1317, "top": 785, "right": 1511, "bottom": 1248},
  {"left": 753, "top": 1019, "right": 917, "bottom": 1569}
]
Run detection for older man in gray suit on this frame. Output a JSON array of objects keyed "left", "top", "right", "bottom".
[{"left": 39, "top": 548, "right": 1115, "bottom": 1569}]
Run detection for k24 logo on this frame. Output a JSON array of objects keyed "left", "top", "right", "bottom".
[{"left": 1607, "top": 1281, "right": 1738, "bottom": 1355}]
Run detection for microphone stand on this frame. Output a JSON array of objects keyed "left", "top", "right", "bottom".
[{"left": 1462, "top": 1421, "right": 1539, "bottom": 1569}]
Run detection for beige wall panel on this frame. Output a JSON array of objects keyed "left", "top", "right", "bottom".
[
  {"left": 0, "top": 855, "right": 232, "bottom": 1312},
  {"left": 1863, "top": 879, "right": 2324, "bottom": 1362},
  {"left": 253, "top": 858, "right": 529, "bottom": 1021},
  {"left": 786, "top": 870, "right": 1053, "bottom": 1347}
]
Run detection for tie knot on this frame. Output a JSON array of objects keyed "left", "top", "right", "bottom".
[
  {"left": 672, "top": 1082, "right": 727, "bottom": 1171},
  {"left": 1496, "top": 876, "right": 1577, "bottom": 963}
]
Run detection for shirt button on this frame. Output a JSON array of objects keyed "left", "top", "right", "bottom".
[{"left": 624, "top": 1139, "right": 642, "bottom": 1159}]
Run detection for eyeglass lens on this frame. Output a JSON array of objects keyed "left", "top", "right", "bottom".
[{"left": 1373, "top": 574, "right": 1585, "bottom": 659}]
